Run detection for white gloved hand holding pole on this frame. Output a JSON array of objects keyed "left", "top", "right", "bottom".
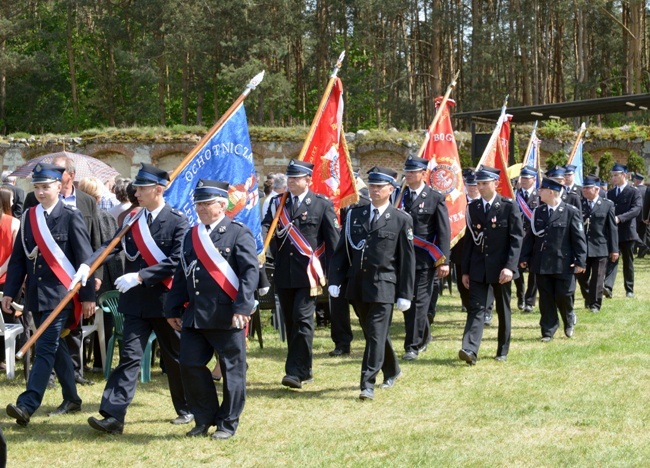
[
  {"left": 328, "top": 285, "right": 340, "bottom": 298},
  {"left": 69, "top": 263, "right": 91, "bottom": 290},
  {"left": 396, "top": 298, "right": 411, "bottom": 312}
]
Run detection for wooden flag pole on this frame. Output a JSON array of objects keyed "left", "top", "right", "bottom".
[
  {"left": 521, "top": 121, "right": 538, "bottom": 167},
  {"left": 567, "top": 122, "right": 587, "bottom": 165},
  {"left": 263, "top": 52, "right": 346, "bottom": 251},
  {"left": 474, "top": 95, "right": 509, "bottom": 171},
  {"left": 395, "top": 70, "right": 460, "bottom": 207},
  {"left": 16, "top": 72, "right": 266, "bottom": 359}
]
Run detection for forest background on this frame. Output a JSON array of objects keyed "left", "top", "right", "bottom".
[{"left": 0, "top": 1, "right": 649, "bottom": 135}]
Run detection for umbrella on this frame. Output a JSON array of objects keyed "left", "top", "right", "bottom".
[{"left": 9, "top": 151, "right": 120, "bottom": 182}]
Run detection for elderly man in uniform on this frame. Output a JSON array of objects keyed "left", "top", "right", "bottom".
[
  {"left": 399, "top": 156, "right": 450, "bottom": 360},
  {"left": 165, "top": 180, "right": 258, "bottom": 440},
  {"left": 514, "top": 165, "right": 540, "bottom": 313},
  {"left": 520, "top": 178, "right": 586, "bottom": 342},
  {"left": 604, "top": 164, "right": 642, "bottom": 298},
  {"left": 578, "top": 176, "right": 619, "bottom": 313},
  {"left": 458, "top": 166, "right": 523, "bottom": 365},
  {"left": 329, "top": 167, "right": 415, "bottom": 400},
  {"left": 3, "top": 163, "right": 96, "bottom": 426},
  {"left": 71, "top": 163, "right": 192, "bottom": 434},
  {"left": 262, "top": 159, "right": 339, "bottom": 389}
]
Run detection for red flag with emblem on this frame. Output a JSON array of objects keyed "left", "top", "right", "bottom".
[
  {"left": 423, "top": 97, "right": 467, "bottom": 248},
  {"left": 303, "top": 78, "right": 358, "bottom": 214},
  {"left": 476, "top": 114, "right": 515, "bottom": 199}
]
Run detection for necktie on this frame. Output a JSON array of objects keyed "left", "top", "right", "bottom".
[
  {"left": 522, "top": 190, "right": 529, "bottom": 202},
  {"left": 589, "top": 200, "right": 594, "bottom": 210},
  {"left": 548, "top": 208, "right": 554, "bottom": 217},
  {"left": 616, "top": 187, "right": 621, "bottom": 197},
  {"left": 292, "top": 196, "right": 300, "bottom": 216},
  {"left": 485, "top": 202, "right": 491, "bottom": 214},
  {"left": 372, "top": 208, "right": 380, "bottom": 227},
  {"left": 44, "top": 211, "right": 49, "bottom": 220},
  {"left": 403, "top": 190, "right": 412, "bottom": 210},
  {"left": 147, "top": 212, "right": 153, "bottom": 226},
  {"left": 205, "top": 224, "right": 211, "bottom": 233}
]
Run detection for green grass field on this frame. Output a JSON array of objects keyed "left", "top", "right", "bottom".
[{"left": 2, "top": 262, "right": 650, "bottom": 467}]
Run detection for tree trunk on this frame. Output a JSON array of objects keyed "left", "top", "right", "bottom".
[{"left": 66, "top": 1, "right": 79, "bottom": 131}]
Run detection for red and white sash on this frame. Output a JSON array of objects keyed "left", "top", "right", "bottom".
[
  {"left": 29, "top": 205, "right": 82, "bottom": 327},
  {"left": 191, "top": 224, "right": 239, "bottom": 300},
  {"left": 276, "top": 201, "right": 326, "bottom": 295},
  {"left": 130, "top": 210, "right": 173, "bottom": 289}
]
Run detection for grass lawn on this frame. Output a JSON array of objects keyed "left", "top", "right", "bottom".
[{"left": 2, "top": 262, "right": 650, "bottom": 467}]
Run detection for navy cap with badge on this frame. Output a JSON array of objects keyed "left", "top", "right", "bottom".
[
  {"left": 286, "top": 159, "right": 314, "bottom": 177},
  {"left": 611, "top": 163, "right": 628, "bottom": 173},
  {"left": 540, "top": 177, "right": 563, "bottom": 192},
  {"left": 132, "top": 163, "right": 170, "bottom": 187},
  {"left": 563, "top": 164, "right": 577, "bottom": 175},
  {"left": 520, "top": 166, "right": 537, "bottom": 178},
  {"left": 31, "top": 163, "right": 65, "bottom": 184},
  {"left": 545, "top": 166, "right": 566, "bottom": 179},
  {"left": 193, "top": 179, "right": 229, "bottom": 203},
  {"left": 403, "top": 155, "right": 428, "bottom": 172},
  {"left": 366, "top": 166, "right": 398, "bottom": 185},
  {"left": 582, "top": 175, "right": 600, "bottom": 187},
  {"left": 475, "top": 165, "right": 501, "bottom": 181},
  {"left": 464, "top": 170, "right": 477, "bottom": 186},
  {"left": 633, "top": 173, "right": 645, "bottom": 181}
]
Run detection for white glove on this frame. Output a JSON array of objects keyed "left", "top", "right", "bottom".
[
  {"left": 328, "top": 285, "right": 340, "bottom": 298},
  {"left": 69, "top": 264, "right": 91, "bottom": 290},
  {"left": 258, "top": 287, "right": 270, "bottom": 296},
  {"left": 114, "top": 273, "right": 142, "bottom": 293},
  {"left": 396, "top": 298, "right": 411, "bottom": 312}
]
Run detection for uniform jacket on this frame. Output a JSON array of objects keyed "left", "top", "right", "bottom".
[
  {"left": 561, "top": 187, "right": 582, "bottom": 212},
  {"left": 607, "top": 184, "right": 643, "bottom": 242},
  {"left": 262, "top": 190, "right": 339, "bottom": 289},
  {"left": 634, "top": 184, "right": 647, "bottom": 228},
  {"left": 86, "top": 203, "right": 188, "bottom": 318},
  {"left": 517, "top": 188, "right": 540, "bottom": 234},
  {"left": 462, "top": 195, "right": 523, "bottom": 283},
  {"left": 2, "top": 184, "right": 25, "bottom": 219},
  {"left": 581, "top": 197, "right": 618, "bottom": 258},
  {"left": 402, "top": 185, "right": 451, "bottom": 269},
  {"left": 164, "top": 217, "right": 259, "bottom": 330},
  {"left": 520, "top": 201, "right": 587, "bottom": 276},
  {"left": 3, "top": 201, "right": 95, "bottom": 313},
  {"left": 329, "top": 204, "right": 415, "bottom": 304}
]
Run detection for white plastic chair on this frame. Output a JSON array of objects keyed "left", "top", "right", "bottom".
[
  {"left": 82, "top": 306, "right": 105, "bottom": 371},
  {"left": 0, "top": 293, "right": 25, "bottom": 379}
]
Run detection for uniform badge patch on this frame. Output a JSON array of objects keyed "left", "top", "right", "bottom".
[
  {"left": 407, "top": 228, "right": 414, "bottom": 240},
  {"left": 334, "top": 218, "right": 340, "bottom": 229}
]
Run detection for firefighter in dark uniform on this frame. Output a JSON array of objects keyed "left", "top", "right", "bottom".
[
  {"left": 458, "top": 166, "right": 523, "bottom": 365},
  {"left": 4, "top": 163, "right": 96, "bottom": 426},
  {"left": 563, "top": 164, "right": 583, "bottom": 198},
  {"left": 399, "top": 156, "right": 450, "bottom": 360},
  {"left": 577, "top": 176, "right": 619, "bottom": 313},
  {"left": 262, "top": 159, "right": 339, "bottom": 389},
  {"left": 328, "top": 169, "right": 370, "bottom": 357},
  {"left": 546, "top": 166, "right": 582, "bottom": 211},
  {"left": 520, "top": 178, "right": 587, "bottom": 342},
  {"left": 165, "top": 180, "right": 259, "bottom": 440},
  {"left": 514, "top": 165, "right": 540, "bottom": 313},
  {"left": 631, "top": 173, "right": 647, "bottom": 257},
  {"left": 329, "top": 167, "right": 415, "bottom": 401},
  {"left": 604, "top": 163, "right": 642, "bottom": 298},
  {"left": 72, "top": 163, "right": 192, "bottom": 434}
]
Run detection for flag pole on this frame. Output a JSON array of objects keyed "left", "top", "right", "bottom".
[
  {"left": 522, "top": 121, "right": 538, "bottom": 166},
  {"left": 16, "top": 72, "right": 266, "bottom": 360},
  {"left": 474, "top": 95, "right": 509, "bottom": 171},
  {"left": 262, "top": 52, "right": 346, "bottom": 251},
  {"left": 394, "top": 70, "right": 460, "bottom": 207},
  {"left": 567, "top": 122, "right": 586, "bottom": 165}
]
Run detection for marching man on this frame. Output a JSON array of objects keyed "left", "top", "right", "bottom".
[{"left": 4, "top": 163, "right": 96, "bottom": 426}]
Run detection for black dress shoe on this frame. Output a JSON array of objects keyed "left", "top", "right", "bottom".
[
  {"left": 484, "top": 314, "right": 493, "bottom": 327},
  {"left": 626, "top": 292, "right": 634, "bottom": 298},
  {"left": 75, "top": 375, "right": 95, "bottom": 386},
  {"left": 281, "top": 375, "right": 302, "bottom": 389},
  {"left": 523, "top": 305, "right": 533, "bottom": 314},
  {"left": 564, "top": 326, "right": 574, "bottom": 338},
  {"left": 540, "top": 336, "right": 552, "bottom": 342},
  {"left": 589, "top": 307, "right": 599, "bottom": 313},
  {"left": 88, "top": 416, "right": 124, "bottom": 434},
  {"left": 402, "top": 351, "right": 418, "bottom": 361},
  {"left": 328, "top": 347, "right": 350, "bottom": 357},
  {"left": 170, "top": 413, "right": 194, "bottom": 425},
  {"left": 6, "top": 404, "right": 30, "bottom": 427},
  {"left": 48, "top": 400, "right": 82, "bottom": 416},
  {"left": 517, "top": 301, "right": 525, "bottom": 311},
  {"left": 379, "top": 371, "right": 402, "bottom": 389},
  {"left": 458, "top": 349, "right": 477, "bottom": 365},
  {"left": 212, "top": 430, "right": 234, "bottom": 440},
  {"left": 604, "top": 289, "right": 612, "bottom": 298},
  {"left": 186, "top": 424, "right": 210, "bottom": 437},
  {"left": 494, "top": 355, "right": 507, "bottom": 362},
  {"left": 359, "top": 388, "right": 374, "bottom": 400}
]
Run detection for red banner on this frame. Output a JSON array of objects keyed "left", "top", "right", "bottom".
[
  {"left": 479, "top": 114, "right": 515, "bottom": 199},
  {"left": 303, "top": 78, "right": 358, "bottom": 214},
  {"left": 423, "top": 97, "right": 467, "bottom": 248}
]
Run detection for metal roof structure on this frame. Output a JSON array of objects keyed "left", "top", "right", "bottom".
[{"left": 455, "top": 93, "right": 650, "bottom": 123}]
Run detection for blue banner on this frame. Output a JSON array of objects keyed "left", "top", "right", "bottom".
[
  {"left": 572, "top": 140, "right": 584, "bottom": 186},
  {"left": 164, "top": 104, "right": 263, "bottom": 253}
]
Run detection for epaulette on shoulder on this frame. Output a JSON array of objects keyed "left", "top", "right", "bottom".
[
  {"left": 393, "top": 208, "right": 412, "bottom": 220},
  {"left": 62, "top": 204, "right": 77, "bottom": 212},
  {"left": 501, "top": 197, "right": 513, "bottom": 204},
  {"left": 470, "top": 198, "right": 482, "bottom": 207},
  {"left": 231, "top": 220, "right": 244, "bottom": 226},
  {"left": 170, "top": 208, "right": 183, "bottom": 217},
  {"left": 566, "top": 203, "right": 579, "bottom": 211}
]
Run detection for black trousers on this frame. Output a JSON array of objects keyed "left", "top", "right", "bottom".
[
  {"left": 353, "top": 301, "right": 399, "bottom": 391},
  {"left": 276, "top": 287, "right": 315, "bottom": 380},
  {"left": 514, "top": 268, "right": 537, "bottom": 307},
  {"left": 463, "top": 280, "right": 511, "bottom": 357},
  {"left": 403, "top": 267, "right": 434, "bottom": 353},
  {"left": 577, "top": 257, "right": 608, "bottom": 310},
  {"left": 100, "top": 315, "right": 189, "bottom": 423},
  {"left": 329, "top": 280, "right": 353, "bottom": 349},
  {"left": 452, "top": 261, "right": 470, "bottom": 310},
  {"left": 179, "top": 326, "right": 246, "bottom": 435},
  {"left": 605, "top": 240, "right": 635, "bottom": 294},
  {"left": 64, "top": 326, "right": 83, "bottom": 378},
  {"left": 537, "top": 274, "right": 576, "bottom": 338}
]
